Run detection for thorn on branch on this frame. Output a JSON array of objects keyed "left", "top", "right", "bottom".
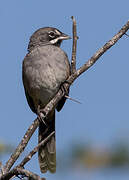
[{"left": 65, "top": 95, "right": 81, "bottom": 104}]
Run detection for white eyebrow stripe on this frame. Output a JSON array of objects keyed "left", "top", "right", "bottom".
[{"left": 54, "top": 29, "right": 61, "bottom": 35}]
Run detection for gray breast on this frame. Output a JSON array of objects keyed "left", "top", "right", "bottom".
[{"left": 23, "top": 45, "right": 70, "bottom": 108}]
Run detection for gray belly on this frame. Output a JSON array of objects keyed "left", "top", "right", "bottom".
[{"left": 30, "top": 64, "right": 63, "bottom": 107}]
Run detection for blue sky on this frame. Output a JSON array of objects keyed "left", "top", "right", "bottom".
[{"left": 0, "top": 0, "right": 129, "bottom": 179}]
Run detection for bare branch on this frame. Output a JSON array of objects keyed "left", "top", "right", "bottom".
[
  {"left": 0, "top": 162, "right": 5, "bottom": 178},
  {"left": 75, "top": 20, "right": 129, "bottom": 78},
  {"left": 19, "top": 131, "right": 55, "bottom": 167},
  {"left": 1, "top": 167, "right": 45, "bottom": 180},
  {"left": 71, "top": 16, "right": 78, "bottom": 74},
  {"left": 3, "top": 118, "right": 39, "bottom": 173}
]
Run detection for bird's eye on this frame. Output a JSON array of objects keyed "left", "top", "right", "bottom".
[{"left": 49, "top": 31, "right": 55, "bottom": 38}]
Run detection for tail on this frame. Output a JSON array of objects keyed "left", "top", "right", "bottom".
[{"left": 38, "top": 110, "right": 56, "bottom": 173}]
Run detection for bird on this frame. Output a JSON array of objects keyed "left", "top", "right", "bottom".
[{"left": 22, "top": 27, "right": 71, "bottom": 173}]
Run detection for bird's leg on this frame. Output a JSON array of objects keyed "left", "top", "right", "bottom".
[
  {"left": 60, "top": 81, "right": 81, "bottom": 104},
  {"left": 37, "top": 105, "right": 47, "bottom": 126},
  {"left": 60, "top": 81, "right": 70, "bottom": 96}
]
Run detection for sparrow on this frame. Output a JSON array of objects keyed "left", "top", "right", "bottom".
[{"left": 22, "top": 27, "right": 71, "bottom": 173}]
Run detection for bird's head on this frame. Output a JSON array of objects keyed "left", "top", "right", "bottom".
[{"left": 28, "top": 27, "right": 70, "bottom": 52}]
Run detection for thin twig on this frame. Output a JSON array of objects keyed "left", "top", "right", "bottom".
[
  {"left": 71, "top": 16, "right": 78, "bottom": 74},
  {"left": 0, "top": 162, "right": 4, "bottom": 177},
  {"left": 3, "top": 118, "right": 39, "bottom": 173},
  {"left": 18, "top": 131, "right": 55, "bottom": 167},
  {"left": 65, "top": 95, "right": 81, "bottom": 104},
  {"left": 1, "top": 167, "right": 45, "bottom": 180},
  {"left": 68, "top": 20, "right": 129, "bottom": 84}
]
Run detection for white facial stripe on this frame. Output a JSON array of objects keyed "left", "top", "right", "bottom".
[
  {"left": 50, "top": 37, "right": 61, "bottom": 44},
  {"left": 50, "top": 36, "right": 68, "bottom": 44}
]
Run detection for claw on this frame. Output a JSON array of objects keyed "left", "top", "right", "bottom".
[
  {"left": 37, "top": 105, "right": 47, "bottom": 127},
  {"left": 60, "top": 82, "right": 69, "bottom": 96}
]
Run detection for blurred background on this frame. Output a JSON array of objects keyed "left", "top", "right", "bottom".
[{"left": 0, "top": 0, "right": 129, "bottom": 179}]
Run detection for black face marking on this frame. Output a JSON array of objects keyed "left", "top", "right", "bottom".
[
  {"left": 48, "top": 30, "right": 61, "bottom": 42},
  {"left": 28, "top": 27, "right": 69, "bottom": 52},
  {"left": 48, "top": 31, "right": 56, "bottom": 38}
]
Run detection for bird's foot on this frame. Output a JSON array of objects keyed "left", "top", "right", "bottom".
[
  {"left": 37, "top": 105, "right": 47, "bottom": 127},
  {"left": 60, "top": 81, "right": 70, "bottom": 96}
]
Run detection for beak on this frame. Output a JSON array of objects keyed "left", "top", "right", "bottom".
[
  {"left": 60, "top": 33, "right": 71, "bottom": 40},
  {"left": 49, "top": 32, "right": 71, "bottom": 45}
]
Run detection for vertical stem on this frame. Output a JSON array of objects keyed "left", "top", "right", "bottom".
[{"left": 71, "top": 16, "right": 78, "bottom": 74}]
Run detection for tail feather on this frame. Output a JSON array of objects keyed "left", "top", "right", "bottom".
[{"left": 38, "top": 111, "right": 56, "bottom": 173}]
